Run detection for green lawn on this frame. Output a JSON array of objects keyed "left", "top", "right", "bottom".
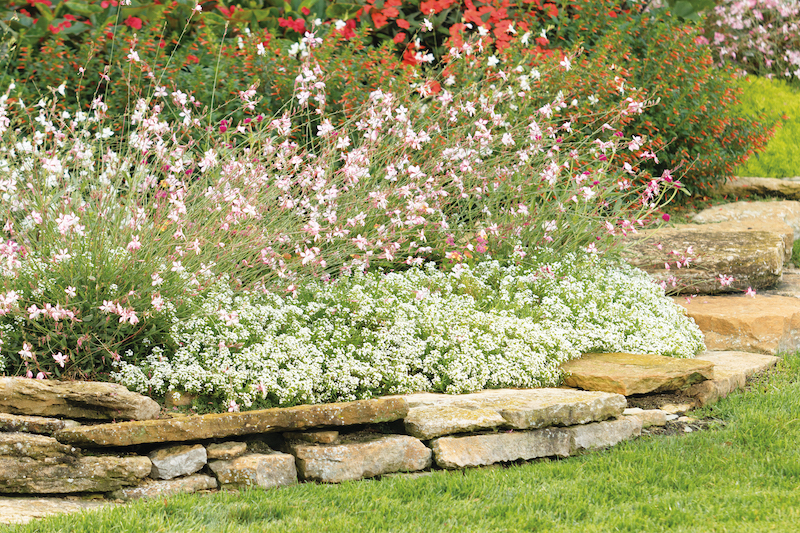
[{"left": 6, "top": 353, "right": 800, "bottom": 532}]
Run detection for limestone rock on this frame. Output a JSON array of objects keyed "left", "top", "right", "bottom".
[
  {"left": 0, "top": 378, "right": 160, "bottom": 421},
  {"left": 208, "top": 452, "right": 297, "bottom": 489},
  {"left": 0, "top": 456, "right": 151, "bottom": 493},
  {"left": 430, "top": 428, "right": 572, "bottom": 469},
  {"left": 291, "top": 435, "right": 431, "bottom": 483},
  {"left": 623, "top": 226, "right": 784, "bottom": 294},
  {"left": 206, "top": 441, "right": 247, "bottom": 461},
  {"left": 569, "top": 416, "right": 642, "bottom": 452},
  {"left": 404, "top": 405, "right": 506, "bottom": 440},
  {"left": 687, "top": 351, "right": 780, "bottom": 406},
  {"left": 0, "top": 413, "right": 79, "bottom": 435},
  {"left": 0, "top": 432, "right": 79, "bottom": 460},
  {"left": 680, "top": 219, "right": 794, "bottom": 264},
  {"left": 55, "top": 397, "right": 408, "bottom": 447},
  {"left": 623, "top": 408, "right": 667, "bottom": 428},
  {"left": 148, "top": 444, "right": 206, "bottom": 480},
  {"left": 560, "top": 352, "right": 714, "bottom": 396},
  {"left": 0, "top": 497, "right": 114, "bottom": 525},
  {"left": 283, "top": 430, "right": 340, "bottom": 444},
  {"left": 676, "top": 295, "right": 800, "bottom": 354},
  {"left": 110, "top": 474, "right": 217, "bottom": 501},
  {"left": 400, "top": 388, "right": 626, "bottom": 440},
  {"left": 692, "top": 200, "right": 800, "bottom": 240},
  {"left": 717, "top": 176, "right": 800, "bottom": 200}
]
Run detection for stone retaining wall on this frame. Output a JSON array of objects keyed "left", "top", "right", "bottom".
[{"left": 0, "top": 381, "right": 645, "bottom": 501}]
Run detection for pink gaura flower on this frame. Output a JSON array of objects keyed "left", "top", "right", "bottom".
[{"left": 52, "top": 352, "right": 68, "bottom": 368}]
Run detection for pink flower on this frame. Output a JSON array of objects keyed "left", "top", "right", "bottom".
[
  {"left": 18, "top": 343, "right": 34, "bottom": 360},
  {"left": 718, "top": 274, "right": 735, "bottom": 287},
  {"left": 745, "top": 287, "right": 756, "bottom": 298},
  {"left": 228, "top": 400, "right": 240, "bottom": 412},
  {"left": 52, "top": 352, "right": 68, "bottom": 368},
  {"left": 127, "top": 235, "right": 142, "bottom": 253}
]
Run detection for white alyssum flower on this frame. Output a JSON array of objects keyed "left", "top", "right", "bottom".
[{"left": 113, "top": 257, "right": 704, "bottom": 408}]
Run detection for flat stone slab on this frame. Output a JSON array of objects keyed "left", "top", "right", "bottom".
[
  {"left": 400, "top": 388, "right": 626, "bottom": 439},
  {"left": 677, "top": 295, "right": 800, "bottom": 354},
  {"left": 430, "top": 428, "right": 573, "bottom": 469},
  {"left": 291, "top": 435, "right": 432, "bottom": 483},
  {"left": 687, "top": 351, "right": 780, "bottom": 406},
  {"left": 0, "top": 414, "right": 79, "bottom": 435},
  {"left": 570, "top": 416, "right": 642, "bottom": 452},
  {"left": 0, "top": 497, "right": 114, "bottom": 525},
  {"left": 692, "top": 200, "right": 800, "bottom": 240},
  {"left": 0, "top": 456, "right": 151, "bottom": 493},
  {"left": 54, "top": 397, "right": 407, "bottom": 447},
  {"left": 208, "top": 452, "right": 297, "bottom": 489},
  {"left": 0, "top": 432, "right": 80, "bottom": 460},
  {"left": 718, "top": 176, "right": 800, "bottom": 200},
  {"left": 560, "top": 353, "right": 714, "bottom": 396},
  {"left": 623, "top": 226, "right": 784, "bottom": 294},
  {"left": 110, "top": 474, "right": 217, "bottom": 501},
  {"left": 0, "top": 378, "right": 160, "bottom": 421}
]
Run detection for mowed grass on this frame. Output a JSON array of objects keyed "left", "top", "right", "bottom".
[{"left": 6, "top": 353, "right": 800, "bottom": 533}]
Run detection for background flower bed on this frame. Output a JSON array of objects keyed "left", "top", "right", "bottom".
[{"left": 0, "top": 0, "right": 791, "bottom": 411}]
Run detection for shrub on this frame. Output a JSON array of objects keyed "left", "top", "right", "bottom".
[
  {"left": 504, "top": 1, "right": 774, "bottom": 197},
  {"left": 112, "top": 256, "right": 705, "bottom": 408},
  {"left": 734, "top": 76, "right": 800, "bottom": 178}
]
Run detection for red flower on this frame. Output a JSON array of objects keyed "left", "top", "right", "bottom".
[
  {"left": 370, "top": 11, "right": 388, "bottom": 28},
  {"left": 218, "top": 4, "right": 236, "bottom": 18},
  {"left": 186, "top": 54, "right": 200, "bottom": 64},
  {"left": 101, "top": 0, "right": 118, "bottom": 8},
  {"left": 393, "top": 32, "right": 407, "bottom": 44},
  {"left": 300, "top": 6, "right": 310, "bottom": 16},
  {"left": 396, "top": 18, "right": 410, "bottom": 29},
  {"left": 124, "top": 16, "right": 143, "bottom": 30}
]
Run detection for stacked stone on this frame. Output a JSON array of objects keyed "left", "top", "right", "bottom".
[
  {"left": 0, "top": 377, "right": 646, "bottom": 503},
  {"left": 0, "top": 345, "right": 779, "bottom": 520}
]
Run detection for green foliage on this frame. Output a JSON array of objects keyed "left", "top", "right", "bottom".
[
  {"left": 518, "top": 0, "right": 774, "bottom": 197},
  {"left": 734, "top": 76, "right": 800, "bottom": 178}
]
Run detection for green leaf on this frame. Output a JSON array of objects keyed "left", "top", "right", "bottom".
[
  {"left": 66, "top": 1, "right": 104, "bottom": 16},
  {"left": 203, "top": 12, "right": 229, "bottom": 26},
  {"left": 325, "top": 1, "right": 359, "bottom": 20}
]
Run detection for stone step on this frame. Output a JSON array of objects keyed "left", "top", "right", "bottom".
[
  {"left": 688, "top": 351, "right": 780, "bottom": 406},
  {"left": 692, "top": 200, "right": 800, "bottom": 241},
  {"left": 559, "top": 352, "right": 714, "bottom": 396},
  {"left": 676, "top": 295, "right": 800, "bottom": 354},
  {"left": 399, "top": 388, "right": 626, "bottom": 440},
  {"left": 717, "top": 176, "right": 800, "bottom": 200},
  {"left": 54, "top": 397, "right": 407, "bottom": 448},
  {"left": 624, "top": 225, "right": 785, "bottom": 294}
]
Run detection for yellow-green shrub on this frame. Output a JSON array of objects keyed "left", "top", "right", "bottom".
[{"left": 735, "top": 77, "right": 800, "bottom": 178}]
